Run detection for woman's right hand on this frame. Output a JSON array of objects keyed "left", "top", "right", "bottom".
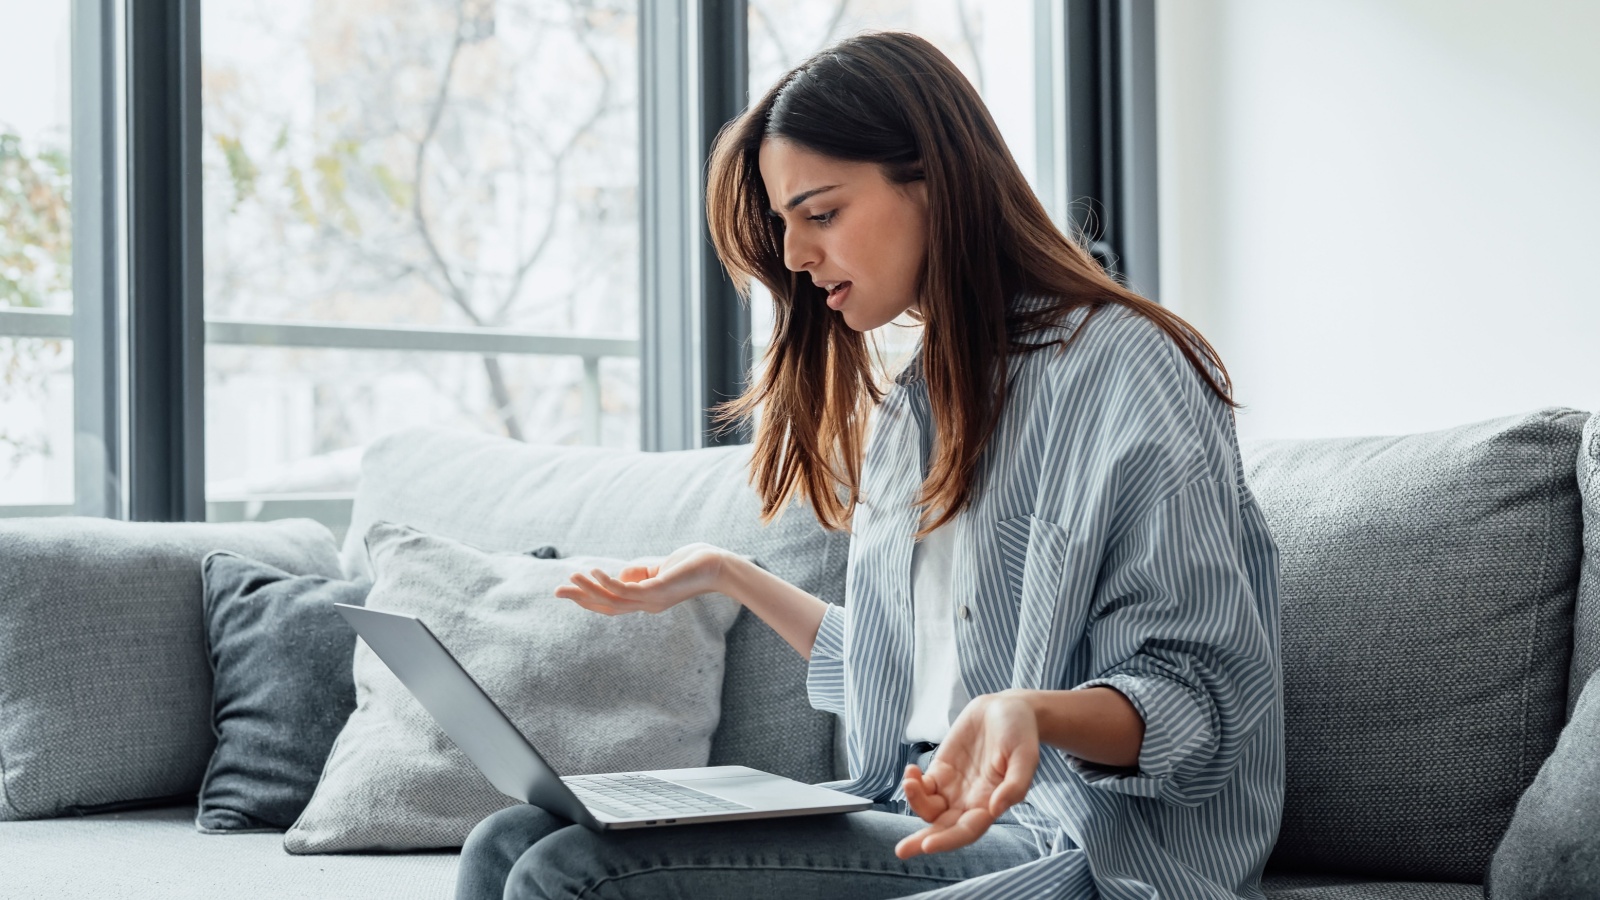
[{"left": 553, "top": 542, "right": 732, "bottom": 616}]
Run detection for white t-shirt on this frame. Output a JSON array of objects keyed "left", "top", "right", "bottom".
[{"left": 902, "top": 519, "right": 971, "bottom": 744}]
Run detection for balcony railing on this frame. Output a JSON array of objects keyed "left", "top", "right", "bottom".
[{"left": 0, "top": 307, "right": 639, "bottom": 528}]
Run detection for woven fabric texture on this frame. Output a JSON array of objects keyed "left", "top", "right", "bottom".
[
  {"left": 0, "top": 806, "right": 456, "bottom": 899},
  {"left": 196, "top": 552, "right": 368, "bottom": 832},
  {"left": 1262, "top": 874, "right": 1484, "bottom": 899},
  {"left": 284, "top": 522, "right": 741, "bottom": 853},
  {"left": 0, "top": 518, "right": 342, "bottom": 821},
  {"left": 340, "top": 426, "right": 851, "bottom": 784},
  {"left": 1241, "top": 408, "right": 1587, "bottom": 881},
  {"left": 1486, "top": 668, "right": 1600, "bottom": 898},
  {"left": 1571, "top": 413, "right": 1600, "bottom": 719}
]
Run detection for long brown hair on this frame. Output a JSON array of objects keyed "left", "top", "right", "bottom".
[{"left": 706, "top": 31, "right": 1235, "bottom": 537}]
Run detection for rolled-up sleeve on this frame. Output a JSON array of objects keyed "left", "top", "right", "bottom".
[
  {"left": 1065, "top": 477, "right": 1277, "bottom": 807},
  {"left": 806, "top": 602, "right": 850, "bottom": 716}
]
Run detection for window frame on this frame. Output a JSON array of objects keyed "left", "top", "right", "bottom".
[{"left": 1, "top": 0, "right": 1157, "bottom": 515}]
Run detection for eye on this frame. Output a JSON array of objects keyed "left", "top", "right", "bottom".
[{"left": 808, "top": 210, "right": 837, "bottom": 226}]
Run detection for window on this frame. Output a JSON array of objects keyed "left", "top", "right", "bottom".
[
  {"left": 200, "top": 0, "right": 642, "bottom": 534},
  {"left": 2, "top": 1, "right": 1140, "bottom": 521},
  {"left": 0, "top": 3, "right": 77, "bottom": 513}
]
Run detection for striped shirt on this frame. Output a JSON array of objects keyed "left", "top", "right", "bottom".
[{"left": 806, "top": 299, "right": 1285, "bottom": 899}]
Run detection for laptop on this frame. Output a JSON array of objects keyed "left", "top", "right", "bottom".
[{"left": 333, "top": 603, "right": 871, "bottom": 831}]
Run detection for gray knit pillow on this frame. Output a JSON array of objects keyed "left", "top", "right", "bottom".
[
  {"left": 339, "top": 428, "right": 851, "bottom": 786},
  {"left": 1487, "top": 668, "right": 1600, "bottom": 898},
  {"left": 1243, "top": 408, "right": 1586, "bottom": 881},
  {"left": 0, "top": 518, "right": 342, "bottom": 820},
  {"left": 283, "top": 522, "right": 741, "bottom": 853}
]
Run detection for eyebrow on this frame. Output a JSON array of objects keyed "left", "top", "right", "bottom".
[{"left": 769, "top": 184, "right": 841, "bottom": 216}]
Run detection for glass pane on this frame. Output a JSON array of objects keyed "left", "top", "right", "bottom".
[
  {"left": 744, "top": 0, "right": 1037, "bottom": 378},
  {"left": 0, "top": 3, "right": 75, "bottom": 509},
  {"left": 200, "top": 0, "right": 642, "bottom": 520}
]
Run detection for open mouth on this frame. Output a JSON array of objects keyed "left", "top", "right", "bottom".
[{"left": 822, "top": 281, "right": 852, "bottom": 309}]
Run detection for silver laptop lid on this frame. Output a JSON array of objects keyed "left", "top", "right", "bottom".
[{"left": 332, "top": 603, "right": 599, "bottom": 828}]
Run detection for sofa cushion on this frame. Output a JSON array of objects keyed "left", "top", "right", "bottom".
[
  {"left": 0, "top": 806, "right": 456, "bottom": 899},
  {"left": 1486, "top": 667, "right": 1600, "bottom": 898},
  {"left": 341, "top": 427, "right": 852, "bottom": 785},
  {"left": 284, "top": 522, "right": 741, "bottom": 853},
  {"left": 1261, "top": 873, "right": 1484, "bottom": 899},
  {"left": 1572, "top": 412, "right": 1600, "bottom": 719},
  {"left": 196, "top": 552, "right": 369, "bottom": 833},
  {"left": 1242, "top": 408, "right": 1587, "bottom": 881},
  {"left": 0, "top": 518, "right": 342, "bottom": 821}
]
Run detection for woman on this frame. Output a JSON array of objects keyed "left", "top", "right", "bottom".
[{"left": 458, "top": 31, "right": 1283, "bottom": 900}]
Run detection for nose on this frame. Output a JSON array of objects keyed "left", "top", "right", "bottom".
[{"left": 782, "top": 226, "right": 819, "bottom": 274}]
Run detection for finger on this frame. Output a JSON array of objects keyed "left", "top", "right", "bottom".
[
  {"left": 618, "top": 564, "right": 658, "bottom": 583},
  {"left": 565, "top": 595, "right": 616, "bottom": 617},
  {"left": 570, "top": 572, "right": 626, "bottom": 602},
  {"left": 562, "top": 576, "right": 628, "bottom": 615},
  {"left": 592, "top": 569, "right": 657, "bottom": 601},
  {"left": 894, "top": 825, "right": 934, "bottom": 860},
  {"left": 591, "top": 568, "right": 638, "bottom": 592},
  {"left": 918, "top": 807, "right": 996, "bottom": 856},
  {"left": 902, "top": 765, "right": 947, "bottom": 823},
  {"left": 989, "top": 763, "right": 1034, "bottom": 817}
]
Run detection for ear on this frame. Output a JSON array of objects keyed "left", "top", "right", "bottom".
[
  {"left": 908, "top": 177, "right": 934, "bottom": 214},
  {"left": 901, "top": 173, "right": 930, "bottom": 212}
]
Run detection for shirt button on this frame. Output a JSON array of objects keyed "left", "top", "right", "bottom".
[{"left": 958, "top": 604, "right": 971, "bottom": 620}]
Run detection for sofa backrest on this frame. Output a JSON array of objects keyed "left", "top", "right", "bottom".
[
  {"left": 346, "top": 410, "right": 1595, "bottom": 880},
  {"left": 1241, "top": 407, "right": 1590, "bottom": 882},
  {"left": 342, "top": 427, "right": 850, "bottom": 786},
  {"left": 0, "top": 518, "right": 342, "bottom": 820}
]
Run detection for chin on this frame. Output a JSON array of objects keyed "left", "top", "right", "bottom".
[{"left": 840, "top": 307, "right": 897, "bottom": 333}]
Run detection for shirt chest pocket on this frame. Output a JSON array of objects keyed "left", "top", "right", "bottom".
[
  {"left": 993, "top": 513, "right": 1072, "bottom": 609},
  {"left": 993, "top": 513, "right": 1073, "bottom": 687}
]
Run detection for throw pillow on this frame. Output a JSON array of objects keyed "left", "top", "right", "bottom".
[
  {"left": 283, "top": 521, "right": 742, "bottom": 853},
  {"left": 1243, "top": 407, "right": 1587, "bottom": 881},
  {"left": 0, "top": 518, "right": 343, "bottom": 821},
  {"left": 195, "top": 551, "right": 370, "bottom": 833},
  {"left": 338, "top": 427, "right": 852, "bottom": 786},
  {"left": 1486, "top": 668, "right": 1600, "bottom": 898}
]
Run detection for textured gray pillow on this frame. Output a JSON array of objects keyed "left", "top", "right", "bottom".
[
  {"left": 339, "top": 427, "right": 851, "bottom": 785},
  {"left": 196, "top": 552, "right": 369, "bottom": 833},
  {"left": 283, "top": 521, "right": 741, "bottom": 853},
  {"left": 1571, "top": 413, "right": 1600, "bottom": 720},
  {"left": 0, "top": 518, "right": 342, "bottom": 820},
  {"left": 1243, "top": 408, "right": 1587, "bottom": 881},
  {"left": 1487, "top": 668, "right": 1600, "bottom": 898}
]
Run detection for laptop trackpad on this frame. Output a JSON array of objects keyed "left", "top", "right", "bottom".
[{"left": 675, "top": 773, "right": 807, "bottom": 805}]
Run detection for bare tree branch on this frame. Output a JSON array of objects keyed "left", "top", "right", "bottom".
[
  {"left": 492, "top": 3, "right": 616, "bottom": 324},
  {"left": 411, "top": 0, "right": 523, "bottom": 440},
  {"left": 412, "top": 15, "right": 476, "bottom": 324}
]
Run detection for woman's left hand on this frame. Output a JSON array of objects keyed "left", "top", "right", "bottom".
[{"left": 894, "top": 690, "right": 1040, "bottom": 859}]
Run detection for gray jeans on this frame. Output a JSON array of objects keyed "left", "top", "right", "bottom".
[{"left": 455, "top": 801, "right": 1042, "bottom": 900}]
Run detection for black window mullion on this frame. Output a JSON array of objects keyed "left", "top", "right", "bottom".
[
  {"left": 126, "top": 0, "right": 205, "bottom": 521},
  {"left": 700, "top": 0, "right": 749, "bottom": 448},
  {"left": 1064, "top": 0, "right": 1159, "bottom": 302}
]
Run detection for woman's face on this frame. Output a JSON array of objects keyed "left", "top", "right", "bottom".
[{"left": 757, "top": 138, "right": 929, "bottom": 332}]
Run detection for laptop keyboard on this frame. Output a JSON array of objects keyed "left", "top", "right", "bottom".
[{"left": 565, "top": 772, "right": 753, "bottom": 819}]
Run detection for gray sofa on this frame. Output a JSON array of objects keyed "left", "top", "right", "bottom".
[{"left": 1, "top": 407, "right": 1595, "bottom": 899}]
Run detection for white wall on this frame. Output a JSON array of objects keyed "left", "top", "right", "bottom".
[{"left": 1157, "top": 0, "right": 1600, "bottom": 440}]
